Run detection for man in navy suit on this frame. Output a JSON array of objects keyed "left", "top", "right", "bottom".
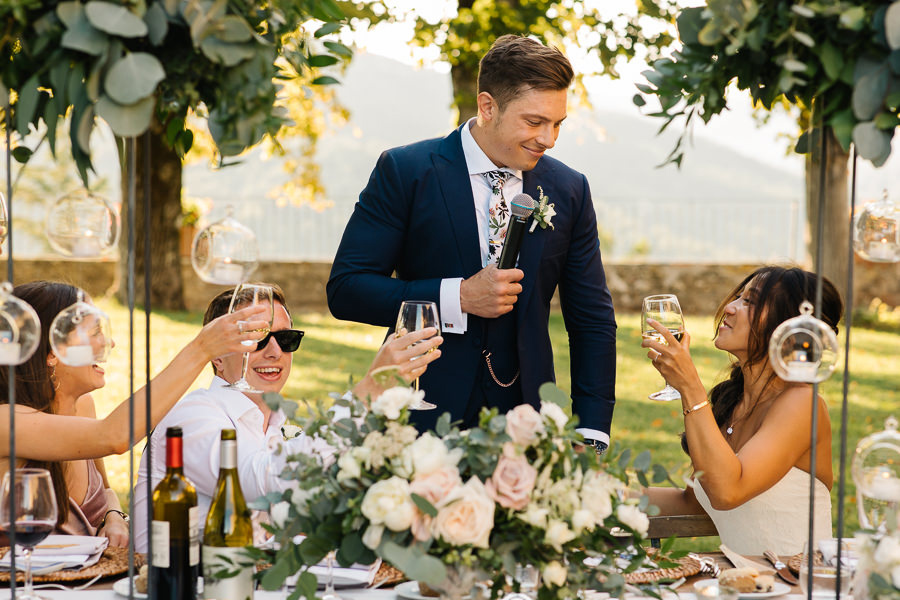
[{"left": 327, "top": 35, "right": 616, "bottom": 451}]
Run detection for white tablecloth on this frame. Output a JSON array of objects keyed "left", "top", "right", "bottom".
[{"left": 3, "top": 590, "right": 399, "bottom": 600}]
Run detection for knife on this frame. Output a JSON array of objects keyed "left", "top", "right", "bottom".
[
  {"left": 719, "top": 545, "right": 774, "bottom": 575},
  {"left": 762, "top": 550, "right": 799, "bottom": 585}
]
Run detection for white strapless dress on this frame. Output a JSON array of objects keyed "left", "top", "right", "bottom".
[{"left": 693, "top": 467, "right": 832, "bottom": 556}]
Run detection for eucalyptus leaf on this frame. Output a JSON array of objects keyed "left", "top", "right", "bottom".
[
  {"left": 324, "top": 41, "right": 353, "bottom": 58},
  {"left": 105, "top": 53, "right": 166, "bottom": 104},
  {"left": 853, "top": 66, "right": 889, "bottom": 120},
  {"left": 57, "top": 1, "right": 82, "bottom": 27},
  {"left": 791, "top": 30, "right": 815, "bottom": 48},
  {"left": 538, "top": 381, "right": 569, "bottom": 410},
  {"left": 201, "top": 37, "right": 256, "bottom": 66},
  {"left": 95, "top": 94, "right": 155, "bottom": 137},
  {"left": 676, "top": 7, "right": 705, "bottom": 46},
  {"left": 76, "top": 104, "right": 94, "bottom": 153},
  {"left": 311, "top": 75, "right": 340, "bottom": 86},
  {"left": 888, "top": 2, "right": 900, "bottom": 50},
  {"left": 829, "top": 108, "right": 856, "bottom": 151},
  {"left": 308, "top": 54, "right": 340, "bottom": 68},
  {"left": 61, "top": 10, "right": 109, "bottom": 56},
  {"left": 215, "top": 15, "right": 254, "bottom": 43},
  {"left": 839, "top": 6, "right": 867, "bottom": 30},
  {"left": 852, "top": 121, "right": 892, "bottom": 166},
  {"left": 85, "top": 1, "right": 148, "bottom": 37},
  {"left": 819, "top": 42, "right": 843, "bottom": 81},
  {"left": 15, "top": 76, "right": 40, "bottom": 137},
  {"left": 315, "top": 22, "right": 341, "bottom": 38},
  {"left": 145, "top": 2, "right": 168, "bottom": 45},
  {"left": 783, "top": 58, "right": 806, "bottom": 72}
]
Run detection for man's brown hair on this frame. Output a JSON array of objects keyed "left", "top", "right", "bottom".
[{"left": 477, "top": 35, "right": 574, "bottom": 110}]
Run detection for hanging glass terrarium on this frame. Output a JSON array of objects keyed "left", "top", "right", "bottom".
[
  {"left": 0, "top": 282, "right": 42, "bottom": 365},
  {"left": 853, "top": 416, "right": 900, "bottom": 531},
  {"left": 49, "top": 291, "right": 113, "bottom": 366},
  {"left": 853, "top": 191, "right": 900, "bottom": 263},
  {"left": 46, "top": 189, "right": 120, "bottom": 258},
  {"left": 768, "top": 301, "right": 839, "bottom": 383},
  {"left": 191, "top": 206, "right": 259, "bottom": 285}
]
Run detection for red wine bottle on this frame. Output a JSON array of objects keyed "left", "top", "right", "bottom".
[{"left": 150, "top": 427, "right": 199, "bottom": 600}]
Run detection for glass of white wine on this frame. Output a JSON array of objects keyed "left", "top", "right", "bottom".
[
  {"left": 641, "top": 294, "right": 685, "bottom": 402},
  {"left": 395, "top": 300, "right": 440, "bottom": 410},
  {"left": 224, "top": 283, "right": 274, "bottom": 393}
]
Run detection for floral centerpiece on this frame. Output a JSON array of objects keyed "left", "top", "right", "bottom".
[
  {"left": 854, "top": 524, "right": 900, "bottom": 600},
  {"left": 253, "top": 385, "right": 672, "bottom": 600}
]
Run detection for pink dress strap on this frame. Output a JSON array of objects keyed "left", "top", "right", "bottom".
[{"left": 55, "top": 461, "right": 107, "bottom": 536}]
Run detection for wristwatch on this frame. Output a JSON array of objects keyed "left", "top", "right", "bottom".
[{"left": 583, "top": 438, "right": 608, "bottom": 455}]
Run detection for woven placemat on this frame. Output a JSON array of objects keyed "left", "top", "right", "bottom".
[
  {"left": 371, "top": 562, "right": 406, "bottom": 588},
  {"left": 0, "top": 546, "right": 144, "bottom": 583},
  {"left": 624, "top": 554, "right": 702, "bottom": 584}
]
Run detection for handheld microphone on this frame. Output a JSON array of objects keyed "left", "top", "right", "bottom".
[{"left": 497, "top": 193, "right": 536, "bottom": 270}]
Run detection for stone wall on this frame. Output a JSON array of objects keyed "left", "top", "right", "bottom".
[{"left": 9, "top": 258, "right": 900, "bottom": 314}]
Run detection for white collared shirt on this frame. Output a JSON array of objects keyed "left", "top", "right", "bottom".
[
  {"left": 439, "top": 118, "right": 523, "bottom": 334},
  {"left": 132, "top": 376, "right": 338, "bottom": 552}
]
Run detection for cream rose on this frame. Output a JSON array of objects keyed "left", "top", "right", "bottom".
[
  {"left": 542, "top": 561, "right": 567, "bottom": 587},
  {"left": 361, "top": 476, "right": 416, "bottom": 531},
  {"left": 571, "top": 509, "right": 596, "bottom": 534},
  {"left": 410, "top": 465, "right": 461, "bottom": 507},
  {"left": 875, "top": 535, "right": 900, "bottom": 567},
  {"left": 371, "top": 386, "right": 425, "bottom": 420},
  {"left": 408, "top": 432, "right": 462, "bottom": 476},
  {"left": 411, "top": 512, "right": 433, "bottom": 542},
  {"left": 505, "top": 404, "right": 544, "bottom": 446},
  {"left": 892, "top": 565, "right": 900, "bottom": 589},
  {"left": 540, "top": 402, "right": 569, "bottom": 431},
  {"left": 336, "top": 451, "right": 361, "bottom": 482},
  {"left": 544, "top": 519, "right": 576, "bottom": 551},
  {"left": 362, "top": 524, "right": 384, "bottom": 549},
  {"left": 518, "top": 504, "right": 549, "bottom": 529},
  {"left": 485, "top": 453, "right": 537, "bottom": 510},
  {"left": 616, "top": 504, "right": 649, "bottom": 536},
  {"left": 270, "top": 501, "right": 290, "bottom": 528},
  {"left": 433, "top": 478, "right": 495, "bottom": 548}
]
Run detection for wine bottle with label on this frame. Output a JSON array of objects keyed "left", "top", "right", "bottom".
[
  {"left": 203, "top": 429, "right": 254, "bottom": 600},
  {"left": 151, "top": 426, "right": 200, "bottom": 600}
]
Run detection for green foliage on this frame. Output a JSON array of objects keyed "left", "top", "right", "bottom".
[
  {"left": 635, "top": 1, "right": 900, "bottom": 167},
  {"left": 1, "top": 0, "right": 354, "bottom": 183}
]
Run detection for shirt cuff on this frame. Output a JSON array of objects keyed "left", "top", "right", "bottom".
[
  {"left": 575, "top": 428, "right": 609, "bottom": 447},
  {"left": 439, "top": 278, "right": 467, "bottom": 334}
]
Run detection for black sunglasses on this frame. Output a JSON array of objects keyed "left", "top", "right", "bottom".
[{"left": 255, "top": 329, "right": 305, "bottom": 353}]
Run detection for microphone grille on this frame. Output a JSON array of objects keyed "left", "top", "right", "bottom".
[{"left": 510, "top": 193, "right": 536, "bottom": 218}]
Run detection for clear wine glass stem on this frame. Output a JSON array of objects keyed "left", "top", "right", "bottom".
[
  {"left": 322, "top": 551, "right": 342, "bottom": 600},
  {"left": 239, "top": 350, "right": 251, "bottom": 383},
  {"left": 23, "top": 546, "right": 34, "bottom": 596}
]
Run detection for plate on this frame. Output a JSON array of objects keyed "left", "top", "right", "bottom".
[
  {"left": 395, "top": 580, "right": 473, "bottom": 600},
  {"left": 113, "top": 575, "right": 148, "bottom": 599},
  {"left": 694, "top": 578, "right": 790, "bottom": 599}
]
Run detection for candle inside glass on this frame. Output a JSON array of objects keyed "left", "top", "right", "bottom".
[
  {"left": 64, "top": 344, "right": 94, "bottom": 366},
  {"left": 0, "top": 340, "right": 20, "bottom": 364}
]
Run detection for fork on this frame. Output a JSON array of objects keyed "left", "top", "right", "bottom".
[
  {"left": 690, "top": 553, "right": 721, "bottom": 578},
  {"left": 32, "top": 574, "right": 103, "bottom": 591}
]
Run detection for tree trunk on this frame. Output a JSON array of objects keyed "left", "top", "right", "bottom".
[
  {"left": 805, "top": 127, "right": 850, "bottom": 299},
  {"left": 117, "top": 122, "right": 185, "bottom": 311},
  {"left": 451, "top": 61, "right": 479, "bottom": 126}
]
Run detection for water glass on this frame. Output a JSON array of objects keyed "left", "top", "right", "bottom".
[{"left": 799, "top": 541, "right": 852, "bottom": 600}]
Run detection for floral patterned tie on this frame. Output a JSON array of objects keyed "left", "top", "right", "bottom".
[{"left": 483, "top": 170, "right": 513, "bottom": 265}]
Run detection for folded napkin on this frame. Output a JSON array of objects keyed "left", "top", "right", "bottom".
[
  {"left": 0, "top": 535, "right": 108, "bottom": 575},
  {"left": 719, "top": 544, "right": 774, "bottom": 575}
]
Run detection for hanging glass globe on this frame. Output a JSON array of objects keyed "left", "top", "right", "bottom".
[
  {"left": 45, "top": 189, "right": 120, "bottom": 258},
  {"left": 853, "top": 191, "right": 900, "bottom": 263},
  {"left": 49, "top": 291, "right": 113, "bottom": 367},
  {"left": 852, "top": 416, "right": 900, "bottom": 531},
  {"left": 191, "top": 205, "right": 258, "bottom": 285},
  {"left": 0, "top": 282, "right": 41, "bottom": 365},
  {"left": 768, "top": 300, "right": 839, "bottom": 383}
]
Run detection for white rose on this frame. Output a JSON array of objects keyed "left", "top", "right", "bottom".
[
  {"left": 336, "top": 451, "right": 361, "bottom": 482},
  {"left": 540, "top": 402, "right": 569, "bottom": 431},
  {"left": 409, "top": 433, "right": 461, "bottom": 476},
  {"left": 518, "top": 505, "right": 550, "bottom": 529},
  {"left": 505, "top": 404, "right": 545, "bottom": 446},
  {"left": 544, "top": 519, "right": 576, "bottom": 551},
  {"left": 371, "top": 386, "right": 425, "bottom": 420},
  {"left": 616, "top": 504, "right": 649, "bottom": 536},
  {"left": 291, "top": 486, "right": 318, "bottom": 515},
  {"left": 542, "top": 561, "right": 567, "bottom": 587},
  {"left": 874, "top": 535, "right": 900, "bottom": 567},
  {"left": 361, "top": 476, "right": 416, "bottom": 531},
  {"left": 892, "top": 565, "right": 900, "bottom": 589},
  {"left": 362, "top": 524, "right": 384, "bottom": 549},
  {"left": 433, "top": 478, "right": 495, "bottom": 548},
  {"left": 571, "top": 509, "right": 596, "bottom": 534},
  {"left": 270, "top": 501, "right": 291, "bottom": 528}
]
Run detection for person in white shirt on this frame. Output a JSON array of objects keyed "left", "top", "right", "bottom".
[{"left": 132, "top": 283, "right": 442, "bottom": 551}]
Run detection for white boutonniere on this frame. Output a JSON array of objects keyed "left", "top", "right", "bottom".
[
  {"left": 529, "top": 186, "right": 556, "bottom": 233},
  {"left": 282, "top": 424, "right": 303, "bottom": 440}
]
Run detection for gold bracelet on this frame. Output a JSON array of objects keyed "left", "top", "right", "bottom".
[{"left": 683, "top": 399, "right": 710, "bottom": 416}]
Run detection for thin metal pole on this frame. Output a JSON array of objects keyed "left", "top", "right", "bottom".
[
  {"left": 142, "top": 131, "right": 153, "bottom": 600},
  {"left": 126, "top": 136, "right": 137, "bottom": 599},
  {"left": 6, "top": 96, "right": 17, "bottom": 599}
]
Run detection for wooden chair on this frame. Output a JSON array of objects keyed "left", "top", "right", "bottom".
[{"left": 647, "top": 513, "right": 719, "bottom": 547}]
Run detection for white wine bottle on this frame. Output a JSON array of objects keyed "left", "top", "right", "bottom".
[
  {"left": 202, "top": 429, "right": 254, "bottom": 600},
  {"left": 151, "top": 426, "right": 200, "bottom": 600}
]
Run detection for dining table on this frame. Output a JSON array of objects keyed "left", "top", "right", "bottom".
[{"left": 3, "top": 553, "right": 804, "bottom": 600}]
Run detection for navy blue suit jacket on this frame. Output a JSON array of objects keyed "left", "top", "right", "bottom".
[{"left": 327, "top": 125, "right": 617, "bottom": 434}]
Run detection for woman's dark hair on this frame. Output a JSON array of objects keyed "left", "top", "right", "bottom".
[
  {"left": 0, "top": 281, "right": 82, "bottom": 525},
  {"left": 682, "top": 266, "right": 843, "bottom": 455}
]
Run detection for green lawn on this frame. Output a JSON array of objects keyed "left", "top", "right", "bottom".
[{"left": 90, "top": 298, "right": 900, "bottom": 550}]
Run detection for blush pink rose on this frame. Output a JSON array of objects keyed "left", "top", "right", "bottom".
[
  {"left": 411, "top": 512, "right": 433, "bottom": 542},
  {"left": 410, "top": 465, "right": 461, "bottom": 508},
  {"left": 505, "top": 404, "right": 544, "bottom": 446},
  {"left": 485, "top": 453, "right": 537, "bottom": 510},
  {"left": 433, "top": 478, "right": 495, "bottom": 548}
]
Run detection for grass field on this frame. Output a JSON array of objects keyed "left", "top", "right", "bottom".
[{"left": 89, "top": 297, "right": 900, "bottom": 550}]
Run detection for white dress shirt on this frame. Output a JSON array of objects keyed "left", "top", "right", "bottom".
[{"left": 132, "top": 377, "right": 337, "bottom": 552}]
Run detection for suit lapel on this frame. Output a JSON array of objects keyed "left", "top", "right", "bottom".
[
  {"left": 516, "top": 165, "right": 551, "bottom": 326},
  {"left": 433, "top": 126, "right": 483, "bottom": 276}
]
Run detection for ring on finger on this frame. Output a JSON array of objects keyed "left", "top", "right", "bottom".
[{"left": 238, "top": 321, "right": 244, "bottom": 334}]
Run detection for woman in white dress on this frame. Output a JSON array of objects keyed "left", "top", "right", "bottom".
[{"left": 643, "top": 266, "right": 842, "bottom": 555}]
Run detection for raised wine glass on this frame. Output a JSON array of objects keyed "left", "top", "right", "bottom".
[
  {"left": 395, "top": 300, "right": 440, "bottom": 410},
  {"left": 641, "top": 294, "right": 685, "bottom": 402},
  {"left": 0, "top": 468, "right": 59, "bottom": 600},
  {"left": 224, "top": 283, "right": 274, "bottom": 394}
]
